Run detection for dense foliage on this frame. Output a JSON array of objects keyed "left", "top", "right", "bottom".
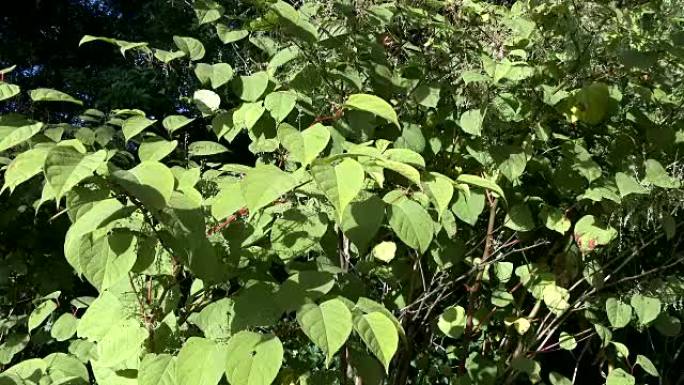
[{"left": 1, "top": 1, "right": 683, "bottom": 384}]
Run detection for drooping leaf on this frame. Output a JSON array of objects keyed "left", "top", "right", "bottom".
[
  {"left": 224, "top": 331, "right": 284, "bottom": 385},
  {"left": 354, "top": 312, "right": 398, "bottom": 373},
  {"left": 29, "top": 88, "right": 83, "bottom": 105},
  {"left": 573, "top": 215, "right": 617, "bottom": 253},
  {"left": 311, "top": 158, "right": 365, "bottom": 220},
  {"left": 456, "top": 174, "right": 505, "bottom": 202},
  {"left": 297, "top": 299, "right": 352, "bottom": 366},
  {"left": 344, "top": 94, "right": 399, "bottom": 127},
  {"left": 387, "top": 197, "right": 433, "bottom": 254},
  {"left": 44, "top": 148, "right": 107, "bottom": 203}
]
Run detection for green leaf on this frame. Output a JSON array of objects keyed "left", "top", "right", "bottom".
[
  {"left": 615, "top": 172, "right": 649, "bottom": 197},
  {"left": 265, "top": 91, "right": 297, "bottom": 123},
  {"left": 635, "top": 355, "right": 659, "bottom": 377},
  {"left": 139, "top": 136, "right": 177, "bottom": 162},
  {"left": 605, "top": 368, "right": 635, "bottom": 385},
  {"left": 76, "top": 292, "right": 126, "bottom": 341},
  {"left": 2, "top": 145, "right": 51, "bottom": 193},
  {"left": 173, "top": 36, "right": 205, "bottom": 61},
  {"left": 193, "top": 89, "right": 221, "bottom": 115},
  {"left": 44, "top": 352, "right": 89, "bottom": 382},
  {"left": 344, "top": 94, "right": 399, "bottom": 127},
  {"left": 276, "top": 271, "right": 335, "bottom": 313},
  {"left": 154, "top": 49, "right": 186, "bottom": 63},
  {"left": 511, "top": 356, "right": 541, "bottom": 383},
  {"left": 29, "top": 88, "right": 83, "bottom": 105},
  {"left": 413, "top": 85, "right": 440, "bottom": 108},
  {"left": 194, "top": 0, "right": 224, "bottom": 24},
  {"left": 644, "top": 159, "right": 680, "bottom": 188},
  {"left": 28, "top": 300, "right": 57, "bottom": 333},
  {"left": 573, "top": 215, "right": 617, "bottom": 253},
  {"left": 0, "top": 121, "right": 43, "bottom": 153},
  {"left": 188, "top": 141, "right": 229, "bottom": 157},
  {"left": 96, "top": 319, "right": 148, "bottom": 367},
  {"left": 216, "top": 25, "right": 249, "bottom": 44},
  {"left": 387, "top": 197, "right": 434, "bottom": 254},
  {"left": 558, "top": 332, "right": 577, "bottom": 350},
  {"left": 540, "top": 206, "right": 571, "bottom": 234},
  {"left": 606, "top": 298, "right": 632, "bottom": 329},
  {"left": 241, "top": 164, "right": 297, "bottom": 213},
  {"left": 50, "top": 313, "right": 78, "bottom": 341},
  {"left": 211, "top": 182, "right": 246, "bottom": 220},
  {"left": 452, "top": 190, "right": 485, "bottom": 226},
  {"left": 139, "top": 354, "right": 176, "bottom": 385},
  {"left": 654, "top": 314, "right": 681, "bottom": 337},
  {"left": 194, "top": 63, "right": 234, "bottom": 89},
  {"left": 163, "top": 115, "right": 195, "bottom": 134},
  {"left": 177, "top": 337, "right": 226, "bottom": 385},
  {"left": 194, "top": 298, "right": 235, "bottom": 340},
  {"left": 270, "top": 207, "right": 328, "bottom": 260},
  {"left": 44, "top": 148, "right": 107, "bottom": 203},
  {"left": 421, "top": 172, "right": 453, "bottom": 218},
  {"left": 0, "top": 83, "right": 20, "bottom": 101},
  {"left": 354, "top": 312, "right": 398, "bottom": 374},
  {"left": 234, "top": 102, "right": 266, "bottom": 130},
  {"left": 455, "top": 174, "right": 506, "bottom": 202},
  {"left": 504, "top": 204, "right": 534, "bottom": 232},
  {"left": 112, "top": 161, "right": 175, "bottom": 210},
  {"left": 271, "top": 1, "right": 319, "bottom": 43},
  {"left": 630, "top": 294, "right": 661, "bottom": 326},
  {"left": 438, "top": 306, "right": 466, "bottom": 339},
  {"left": 549, "top": 372, "right": 572, "bottom": 385},
  {"left": 372, "top": 241, "right": 397, "bottom": 263},
  {"left": 225, "top": 331, "right": 283, "bottom": 385},
  {"left": 311, "top": 158, "right": 365, "bottom": 221},
  {"left": 277, "top": 123, "right": 330, "bottom": 166},
  {"left": 374, "top": 158, "right": 421, "bottom": 185},
  {"left": 78, "top": 230, "right": 137, "bottom": 291},
  {"left": 122, "top": 116, "right": 156, "bottom": 142},
  {"left": 297, "top": 299, "right": 352, "bottom": 366},
  {"left": 341, "top": 195, "right": 385, "bottom": 253},
  {"left": 232, "top": 72, "right": 270, "bottom": 102},
  {"left": 459, "top": 109, "right": 484, "bottom": 136}
]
